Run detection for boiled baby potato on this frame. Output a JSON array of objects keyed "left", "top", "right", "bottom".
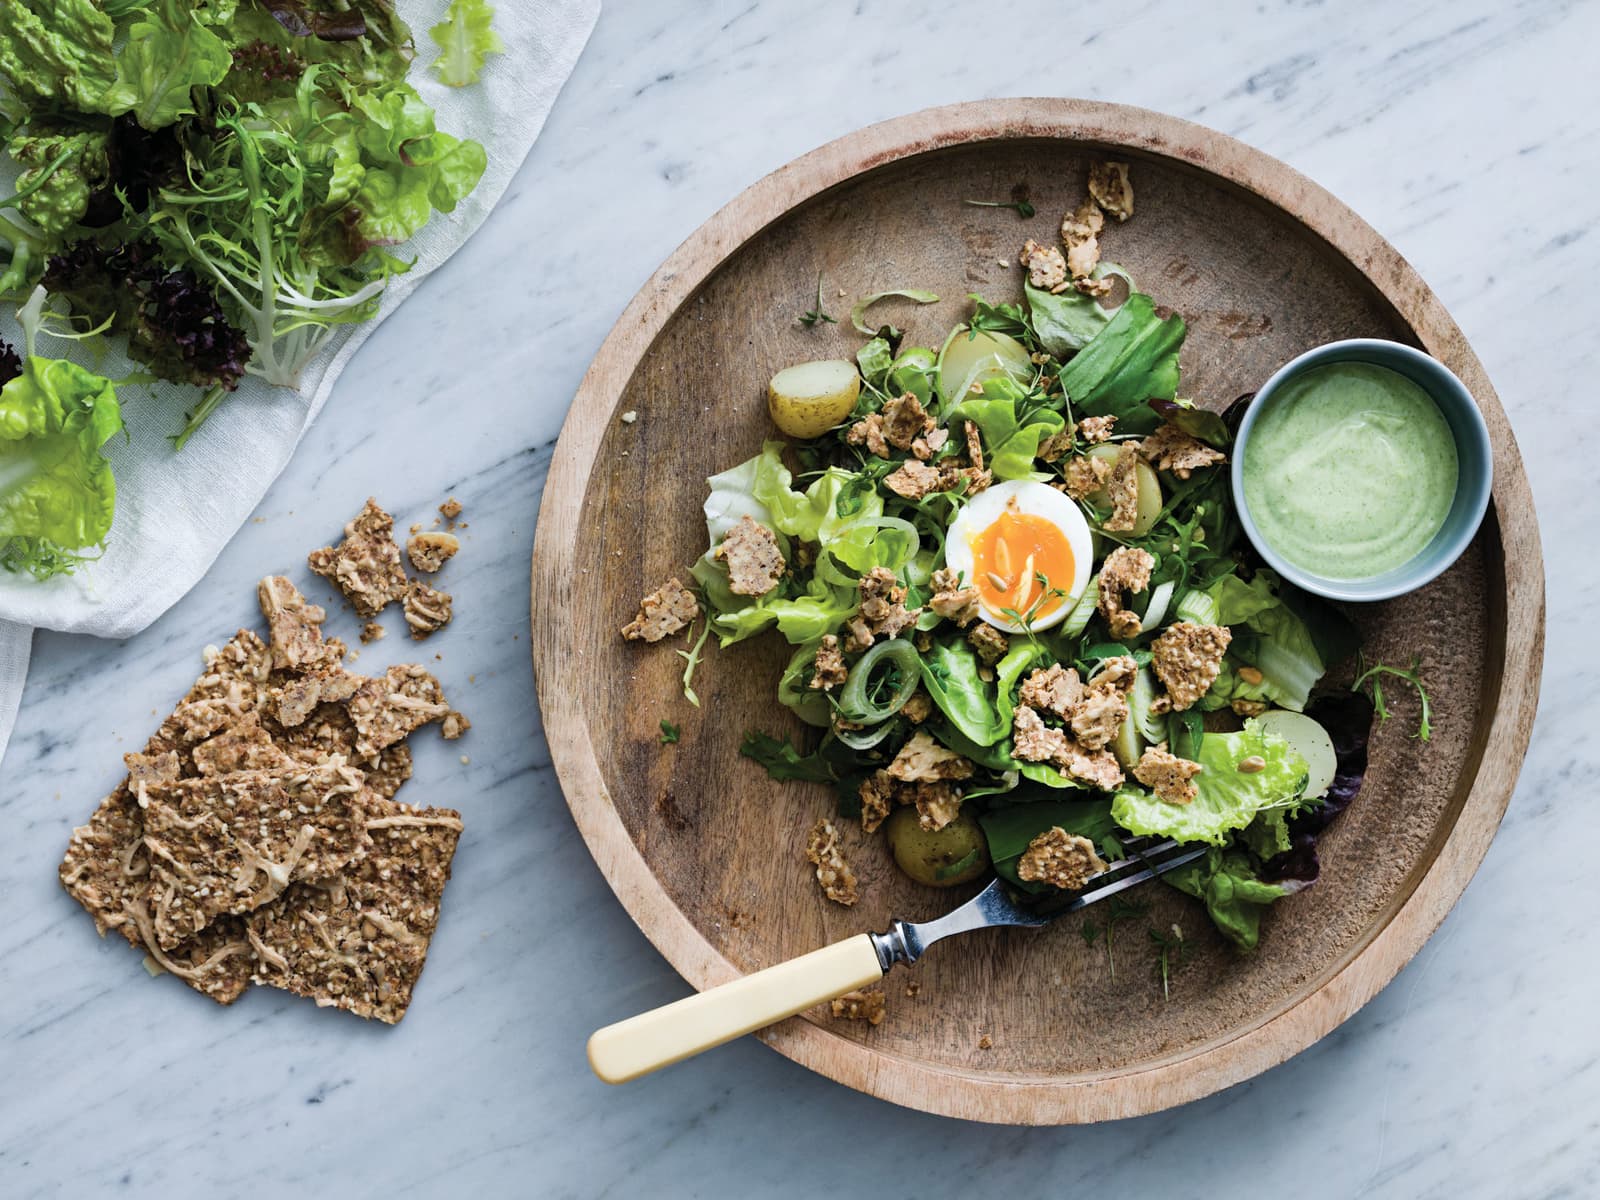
[
  {"left": 1254, "top": 709, "right": 1338, "bottom": 799},
  {"left": 884, "top": 807, "right": 990, "bottom": 887},
  {"left": 936, "top": 326, "right": 1032, "bottom": 403},
  {"left": 1084, "top": 442, "right": 1162, "bottom": 536},
  {"left": 767, "top": 359, "right": 861, "bottom": 439}
]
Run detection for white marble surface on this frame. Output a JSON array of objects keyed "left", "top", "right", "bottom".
[{"left": 2, "top": 1, "right": 1595, "bottom": 1196}]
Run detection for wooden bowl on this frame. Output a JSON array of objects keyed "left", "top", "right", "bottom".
[{"left": 531, "top": 100, "right": 1543, "bottom": 1123}]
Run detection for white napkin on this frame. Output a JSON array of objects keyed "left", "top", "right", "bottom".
[{"left": 0, "top": 0, "right": 599, "bottom": 766}]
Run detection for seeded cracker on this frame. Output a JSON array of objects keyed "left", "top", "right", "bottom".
[
  {"left": 307, "top": 498, "right": 409, "bottom": 618},
  {"left": 258, "top": 575, "right": 342, "bottom": 671},
  {"left": 347, "top": 664, "right": 452, "bottom": 760},
  {"left": 247, "top": 798, "right": 463, "bottom": 1023},
  {"left": 191, "top": 714, "right": 294, "bottom": 776},
  {"left": 60, "top": 630, "right": 275, "bottom": 948},
  {"left": 402, "top": 580, "right": 453, "bottom": 639},
  {"left": 141, "top": 760, "right": 370, "bottom": 951}
]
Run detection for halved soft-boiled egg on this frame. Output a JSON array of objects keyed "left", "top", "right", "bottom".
[{"left": 944, "top": 480, "right": 1094, "bottom": 633}]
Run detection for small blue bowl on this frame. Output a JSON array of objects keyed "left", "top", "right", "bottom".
[{"left": 1230, "top": 339, "right": 1492, "bottom": 603}]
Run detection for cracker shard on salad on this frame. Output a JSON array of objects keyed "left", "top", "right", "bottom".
[{"left": 627, "top": 164, "right": 1377, "bottom": 954}]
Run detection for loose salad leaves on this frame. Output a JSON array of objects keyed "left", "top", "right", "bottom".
[
  {"left": 0, "top": 289, "right": 121, "bottom": 578},
  {"left": 0, "top": 0, "right": 496, "bottom": 459}
]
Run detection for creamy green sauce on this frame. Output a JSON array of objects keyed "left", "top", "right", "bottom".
[{"left": 1242, "top": 362, "right": 1458, "bottom": 580}]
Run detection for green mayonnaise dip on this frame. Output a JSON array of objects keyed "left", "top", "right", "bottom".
[{"left": 1241, "top": 362, "right": 1458, "bottom": 580}]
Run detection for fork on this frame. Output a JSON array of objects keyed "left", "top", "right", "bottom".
[{"left": 587, "top": 837, "right": 1206, "bottom": 1083}]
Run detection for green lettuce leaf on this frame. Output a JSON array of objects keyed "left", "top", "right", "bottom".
[
  {"left": 1056, "top": 293, "right": 1184, "bottom": 434},
  {"left": 0, "top": 0, "right": 117, "bottom": 113},
  {"left": 1023, "top": 263, "right": 1131, "bottom": 357},
  {"left": 945, "top": 377, "right": 1066, "bottom": 482},
  {"left": 102, "top": 0, "right": 233, "bottom": 130},
  {"left": 1165, "top": 847, "right": 1295, "bottom": 952},
  {"left": 7, "top": 129, "right": 109, "bottom": 237},
  {"left": 776, "top": 639, "right": 832, "bottom": 726},
  {"left": 919, "top": 634, "right": 1004, "bottom": 746},
  {"left": 1175, "top": 571, "right": 1355, "bottom": 711},
  {"left": 0, "top": 345, "right": 121, "bottom": 579},
  {"left": 856, "top": 337, "right": 894, "bottom": 392},
  {"left": 429, "top": 0, "right": 503, "bottom": 87},
  {"left": 848, "top": 288, "right": 938, "bottom": 336},
  {"left": 1111, "top": 719, "right": 1308, "bottom": 845}
]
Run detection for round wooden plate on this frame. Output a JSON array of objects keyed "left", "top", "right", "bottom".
[{"left": 531, "top": 100, "right": 1543, "bottom": 1123}]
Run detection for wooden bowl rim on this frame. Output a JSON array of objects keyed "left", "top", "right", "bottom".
[{"left": 530, "top": 98, "right": 1545, "bottom": 1124}]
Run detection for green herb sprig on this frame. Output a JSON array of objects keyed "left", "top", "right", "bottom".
[
  {"left": 1353, "top": 656, "right": 1432, "bottom": 740},
  {"left": 798, "top": 272, "right": 837, "bottom": 328}
]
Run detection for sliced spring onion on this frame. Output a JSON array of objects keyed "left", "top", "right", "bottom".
[
  {"left": 838, "top": 637, "right": 922, "bottom": 723},
  {"left": 1139, "top": 580, "right": 1175, "bottom": 631},
  {"left": 833, "top": 720, "right": 898, "bottom": 750},
  {"left": 850, "top": 288, "right": 939, "bottom": 335},
  {"left": 1059, "top": 579, "right": 1100, "bottom": 638}
]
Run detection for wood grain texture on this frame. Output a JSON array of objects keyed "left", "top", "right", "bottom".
[{"left": 530, "top": 100, "right": 1544, "bottom": 1124}]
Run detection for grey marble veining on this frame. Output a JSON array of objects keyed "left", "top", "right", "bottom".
[{"left": 2, "top": 1, "right": 1596, "bottom": 1196}]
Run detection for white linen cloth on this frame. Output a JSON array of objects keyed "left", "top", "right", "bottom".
[{"left": 0, "top": 0, "right": 599, "bottom": 766}]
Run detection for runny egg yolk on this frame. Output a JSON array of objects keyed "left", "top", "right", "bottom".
[{"left": 970, "top": 510, "right": 1076, "bottom": 620}]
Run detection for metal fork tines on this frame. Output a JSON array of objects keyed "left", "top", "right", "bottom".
[{"left": 868, "top": 838, "right": 1206, "bottom": 972}]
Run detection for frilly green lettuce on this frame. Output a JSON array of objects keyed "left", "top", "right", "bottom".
[
  {"left": 429, "top": 0, "right": 504, "bottom": 88},
  {"left": 1164, "top": 846, "right": 1300, "bottom": 952},
  {"left": 1111, "top": 719, "right": 1308, "bottom": 845},
  {"left": 945, "top": 376, "right": 1065, "bottom": 482}
]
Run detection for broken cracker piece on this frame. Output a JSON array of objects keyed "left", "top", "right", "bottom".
[
  {"left": 307, "top": 498, "right": 409, "bottom": 619},
  {"left": 247, "top": 798, "right": 463, "bottom": 1023},
  {"left": 805, "top": 819, "right": 859, "bottom": 906},
  {"left": 621, "top": 576, "right": 700, "bottom": 643},
  {"left": 141, "top": 760, "right": 370, "bottom": 951},
  {"left": 438, "top": 498, "right": 462, "bottom": 521},
  {"left": 407, "top": 531, "right": 460, "bottom": 574},
  {"left": 402, "top": 581, "right": 453, "bottom": 640},
  {"left": 360, "top": 621, "right": 385, "bottom": 645},
  {"left": 830, "top": 988, "right": 886, "bottom": 1025},
  {"left": 347, "top": 665, "right": 452, "bottom": 760},
  {"left": 258, "top": 576, "right": 342, "bottom": 672}
]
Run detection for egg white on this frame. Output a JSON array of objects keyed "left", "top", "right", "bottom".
[{"left": 943, "top": 479, "right": 1094, "bottom": 633}]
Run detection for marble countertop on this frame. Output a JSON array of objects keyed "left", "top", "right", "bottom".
[{"left": 2, "top": 1, "right": 1594, "bottom": 1196}]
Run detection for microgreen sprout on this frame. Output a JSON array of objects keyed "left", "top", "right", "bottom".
[{"left": 1353, "top": 655, "right": 1432, "bottom": 740}]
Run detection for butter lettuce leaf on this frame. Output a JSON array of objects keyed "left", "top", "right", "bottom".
[
  {"left": 946, "top": 377, "right": 1066, "bottom": 482},
  {"left": 0, "top": 345, "right": 121, "bottom": 579},
  {"left": 102, "top": 0, "right": 233, "bottom": 130},
  {"left": 429, "top": 0, "right": 503, "bottom": 87},
  {"left": 1111, "top": 719, "right": 1308, "bottom": 845},
  {"left": 1165, "top": 846, "right": 1298, "bottom": 952}
]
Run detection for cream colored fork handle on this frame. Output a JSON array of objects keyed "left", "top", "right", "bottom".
[{"left": 587, "top": 935, "right": 885, "bottom": 1084}]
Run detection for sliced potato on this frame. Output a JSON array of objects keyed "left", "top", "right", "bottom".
[
  {"left": 768, "top": 360, "right": 861, "bottom": 439},
  {"left": 936, "top": 326, "right": 1031, "bottom": 403},
  {"left": 884, "top": 807, "right": 989, "bottom": 887},
  {"left": 1255, "top": 709, "right": 1337, "bottom": 798},
  {"left": 1084, "top": 443, "right": 1162, "bottom": 536}
]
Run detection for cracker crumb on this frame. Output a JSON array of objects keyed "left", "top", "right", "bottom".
[
  {"left": 620, "top": 411, "right": 638, "bottom": 424},
  {"left": 403, "top": 581, "right": 454, "bottom": 640},
  {"left": 1102, "top": 443, "right": 1142, "bottom": 532},
  {"left": 966, "top": 622, "right": 1009, "bottom": 666},
  {"left": 438, "top": 498, "right": 462, "bottom": 520},
  {"left": 978, "top": 1034, "right": 993, "bottom": 1050},
  {"left": 1078, "top": 415, "right": 1116, "bottom": 444},
  {"left": 406, "top": 531, "right": 460, "bottom": 574},
  {"left": 1134, "top": 742, "right": 1203, "bottom": 805},
  {"left": 1019, "top": 238, "right": 1067, "bottom": 291},
  {"left": 805, "top": 819, "right": 859, "bottom": 906},
  {"left": 830, "top": 988, "right": 885, "bottom": 1025},
  {"left": 361, "top": 622, "right": 385, "bottom": 644},
  {"left": 1096, "top": 546, "right": 1154, "bottom": 640},
  {"left": 1087, "top": 160, "right": 1134, "bottom": 222},
  {"left": 928, "top": 566, "right": 980, "bottom": 627},
  {"left": 1062, "top": 453, "right": 1112, "bottom": 499},
  {"left": 886, "top": 731, "right": 974, "bottom": 785},
  {"left": 843, "top": 567, "right": 921, "bottom": 652},
  {"left": 810, "top": 634, "right": 848, "bottom": 691},
  {"left": 307, "top": 499, "right": 409, "bottom": 619},
  {"left": 1151, "top": 622, "right": 1232, "bottom": 711},
  {"left": 880, "top": 394, "right": 935, "bottom": 450},
  {"left": 1017, "top": 827, "right": 1108, "bottom": 891},
  {"left": 621, "top": 577, "right": 700, "bottom": 642},
  {"left": 1060, "top": 198, "right": 1108, "bottom": 295},
  {"left": 714, "top": 515, "right": 785, "bottom": 597},
  {"left": 1140, "top": 422, "right": 1226, "bottom": 479}
]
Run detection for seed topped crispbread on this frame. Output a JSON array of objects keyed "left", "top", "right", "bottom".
[
  {"left": 348, "top": 664, "right": 451, "bottom": 759},
  {"left": 192, "top": 714, "right": 294, "bottom": 777},
  {"left": 142, "top": 760, "right": 370, "bottom": 950},
  {"left": 248, "top": 798, "right": 463, "bottom": 1023}
]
